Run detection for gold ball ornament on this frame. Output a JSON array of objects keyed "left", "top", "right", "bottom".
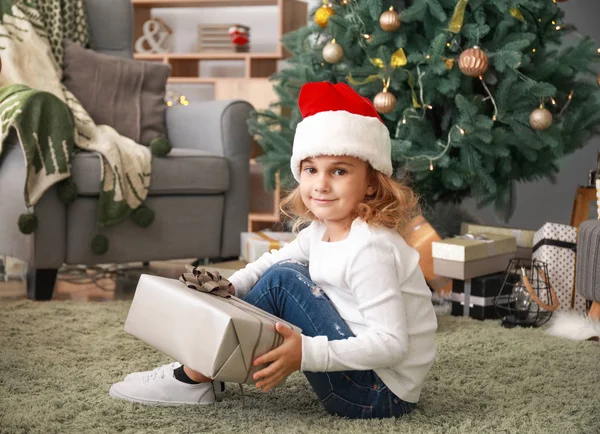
[
  {"left": 379, "top": 7, "right": 401, "bottom": 32},
  {"left": 315, "top": 4, "right": 335, "bottom": 28},
  {"left": 458, "top": 47, "right": 489, "bottom": 77},
  {"left": 530, "top": 107, "right": 553, "bottom": 130},
  {"left": 322, "top": 40, "right": 344, "bottom": 64},
  {"left": 373, "top": 90, "right": 396, "bottom": 114}
]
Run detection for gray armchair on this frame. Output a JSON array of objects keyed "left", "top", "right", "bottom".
[{"left": 0, "top": 0, "right": 253, "bottom": 300}]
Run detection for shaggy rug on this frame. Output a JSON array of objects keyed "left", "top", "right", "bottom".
[{"left": 0, "top": 300, "right": 598, "bottom": 434}]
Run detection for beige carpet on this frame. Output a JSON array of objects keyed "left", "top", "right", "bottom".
[{"left": 0, "top": 300, "right": 598, "bottom": 434}]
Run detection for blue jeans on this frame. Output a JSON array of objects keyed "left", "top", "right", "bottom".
[{"left": 243, "top": 260, "right": 416, "bottom": 419}]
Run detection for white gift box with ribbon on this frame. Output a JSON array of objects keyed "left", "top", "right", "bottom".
[
  {"left": 460, "top": 223, "right": 536, "bottom": 259},
  {"left": 124, "top": 273, "right": 301, "bottom": 384},
  {"left": 532, "top": 222, "right": 584, "bottom": 313},
  {"left": 432, "top": 233, "right": 517, "bottom": 280},
  {"left": 241, "top": 231, "right": 296, "bottom": 263}
]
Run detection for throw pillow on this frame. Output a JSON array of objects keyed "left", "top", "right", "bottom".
[{"left": 61, "top": 39, "right": 171, "bottom": 146}]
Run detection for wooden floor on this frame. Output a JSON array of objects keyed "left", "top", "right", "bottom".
[{"left": 0, "top": 259, "right": 245, "bottom": 303}]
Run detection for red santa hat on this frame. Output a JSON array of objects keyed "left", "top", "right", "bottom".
[{"left": 291, "top": 82, "right": 392, "bottom": 182}]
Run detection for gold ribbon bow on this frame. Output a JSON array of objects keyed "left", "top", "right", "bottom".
[{"left": 179, "top": 265, "right": 232, "bottom": 298}]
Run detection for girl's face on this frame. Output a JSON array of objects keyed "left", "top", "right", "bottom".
[{"left": 299, "top": 155, "right": 376, "bottom": 231}]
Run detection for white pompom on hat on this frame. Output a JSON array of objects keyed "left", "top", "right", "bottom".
[{"left": 291, "top": 81, "right": 392, "bottom": 182}]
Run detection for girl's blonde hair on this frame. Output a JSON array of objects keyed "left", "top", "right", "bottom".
[{"left": 280, "top": 166, "right": 421, "bottom": 234}]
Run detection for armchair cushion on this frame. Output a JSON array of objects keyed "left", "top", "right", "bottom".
[
  {"left": 71, "top": 149, "right": 229, "bottom": 196},
  {"left": 61, "top": 39, "right": 171, "bottom": 146}
]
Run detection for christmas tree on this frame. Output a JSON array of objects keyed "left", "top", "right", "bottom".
[{"left": 248, "top": 0, "right": 600, "bottom": 221}]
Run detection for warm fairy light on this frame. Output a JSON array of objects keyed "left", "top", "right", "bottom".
[
  {"left": 551, "top": 98, "right": 557, "bottom": 105},
  {"left": 552, "top": 21, "right": 556, "bottom": 25},
  {"left": 556, "top": 26, "right": 561, "bottom": 30},
  {"left": 402, "top": 117, "right": 407, "bottom": 124},
  {"left": 362, "top": 34, "right": 371, "bottom": 40},
  {"left": 426, "top": 104, "right": 433, "bottom": 109},
  {"left": 425, "top": 54, "right": 431, "bottom": 59},
  {"left": 532, "top": 48, "right": 536, "bottom": 53},
  {"left": 429, "top": 160, "right": 434, "bottom": 171},
  {"left": 446, "top": 43, "right": 451, "bottom": 47},
  {"left": 568, "top": 90, "right": 574, "bottom": 99},
  {"left": 492, "top": 115, "right": 497, "bottom": 121},
  {"left": 538, "top": 18, "right": 542, "bottom": 22},
  {"left": 458, "top": 126, "right": 465, "bottom": 135},
  {"left": 167, "top": 101, "right": 173, "bottom": 107}
]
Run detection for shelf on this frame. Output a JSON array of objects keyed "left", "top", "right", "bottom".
[
  {"left": 133, "top": 0, "right": 279, "bottom": 7},
  {"left": 134, "top": 52, "right": 280, "bottom": 61},
  {"left": 248, "top": 213, "right": 280, "bottom": 222}
]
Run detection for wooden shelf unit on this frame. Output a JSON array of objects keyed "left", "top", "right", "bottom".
[{"left": 131, "top": 0, "right": 304, "bottom": 233}]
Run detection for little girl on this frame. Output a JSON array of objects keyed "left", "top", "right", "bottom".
[{"left": 110, "top": 82, "right": 438, "bottom": 419}]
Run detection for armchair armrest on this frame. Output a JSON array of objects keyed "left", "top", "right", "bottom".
[
  {"left": 0, "top": 139, "right": 66, "bottom": 269},
  {"left": 166, "top": 99, "right": 254, "bottom": 258}
]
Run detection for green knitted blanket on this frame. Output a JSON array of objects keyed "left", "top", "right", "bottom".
[{"left": 0, "top": 0, "right": 152, "bottom": 240}]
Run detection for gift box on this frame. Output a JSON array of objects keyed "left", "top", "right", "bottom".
[
  {"left": 460, "top": 223, "right": 536, "bottom": 259},
  {"left": 532, "top": 222, "right": 585, "bottom": 313},
  {"left": 401, "top": 215, "right": 451, "bottom": 294},
  {"left": 432, "top": 233, "right": 516, "bottom": 262},
  {"left": 432, "top": 233, "right": 516, "bottom": 280},
  {"left": 241, "top": 231, "right": 296, "bottom": 263},
  {"left": 433, "top": 252, "right": 516, "bottom": 280},
  {"left": 124, "top": 272, "right": 301, "bottom": 384},
  {"left": 451, "top": 272, "right": 519, "bottom": 320}
]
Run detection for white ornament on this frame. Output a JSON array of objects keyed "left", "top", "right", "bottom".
[{"left": 135, "top": 19, "right": 172, "bottom": 54}]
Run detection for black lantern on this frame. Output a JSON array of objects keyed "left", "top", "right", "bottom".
[{"left": 495, "top": 258, "right": 559, "bottom": 328}]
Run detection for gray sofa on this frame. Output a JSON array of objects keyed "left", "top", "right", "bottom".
[{"left": 0, "top": 0, "right": 253, "bottom": 300}]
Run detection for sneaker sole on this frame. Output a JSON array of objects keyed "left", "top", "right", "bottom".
[{"left": 109, "top": 385, "right": 214, "bottom": 406}]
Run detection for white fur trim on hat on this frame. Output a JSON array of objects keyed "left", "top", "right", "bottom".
[{"left": 291, "top": 110, "right": 392, "bottom": 182}]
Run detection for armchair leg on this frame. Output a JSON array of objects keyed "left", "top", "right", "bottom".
[{"left": 27, "top": 268, "right": 58, "bottom": 301}]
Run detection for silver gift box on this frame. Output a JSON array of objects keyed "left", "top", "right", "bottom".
[{"left": 124, "top": 274, "right": 302, "bottom": 384}]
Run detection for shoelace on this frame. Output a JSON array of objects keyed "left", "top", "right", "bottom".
[{"left": 142, "top": 363, "right": 179, "bottom": 383}]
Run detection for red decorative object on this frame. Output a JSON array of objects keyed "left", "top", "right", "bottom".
[{"left": 228, "top": 25, "right": 250, "bottom": 46}]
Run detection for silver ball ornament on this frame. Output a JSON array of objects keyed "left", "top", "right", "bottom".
[
  {"left": 373, "top": 90, "right": 396, "bottom": 114},
  {"left": 530, "top": 107, "right": 553, "bottom": 130},
  {"left": 322, "top": 40, "right": 344, "bottom": 64}
]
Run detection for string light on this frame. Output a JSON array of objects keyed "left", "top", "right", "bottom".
[
  {"left": 457, "top": 126, "right": 465, "bottom": 135},
  {"left": 425, "top": 54, "right": 431, "bottom": 59},
  {"left": 362, "top": 34, "right": 371, "bottom": 40},
  {"left": 429, "top": 160, "right": 434, "bottom": 171},
  {"left": 532, "top": 48, "right": 536, "bottom": 53},
  {"left": 402, "top": 117, "right": 407, "bottom": 124},
  {"left": 551, "top": 97, "right": 557, "bottom": 105},
  {"left": 556, "top": 26, "right": 561, "bottom": 31},
  {"left": 166, "top": 90, "right": 189, "bottom": 107}
]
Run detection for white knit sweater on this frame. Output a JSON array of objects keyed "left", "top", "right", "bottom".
[{"left": 228, "top": 219, "right": 438, "bottom": 403}]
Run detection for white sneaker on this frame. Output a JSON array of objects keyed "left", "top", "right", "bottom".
[
  {"left": 109, "top": 363, "right": 216, "bottom": 406},
  {"left": 123, "top": 362, "right": 226, "bottom": 399}
]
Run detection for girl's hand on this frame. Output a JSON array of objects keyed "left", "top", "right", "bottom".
[{"left": 253, "top": 323, "right": 302, "bottom": 392}]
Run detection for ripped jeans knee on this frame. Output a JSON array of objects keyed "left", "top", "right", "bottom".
[{"left": 264, "top": 260, "right": 326, "bottom": 297}]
